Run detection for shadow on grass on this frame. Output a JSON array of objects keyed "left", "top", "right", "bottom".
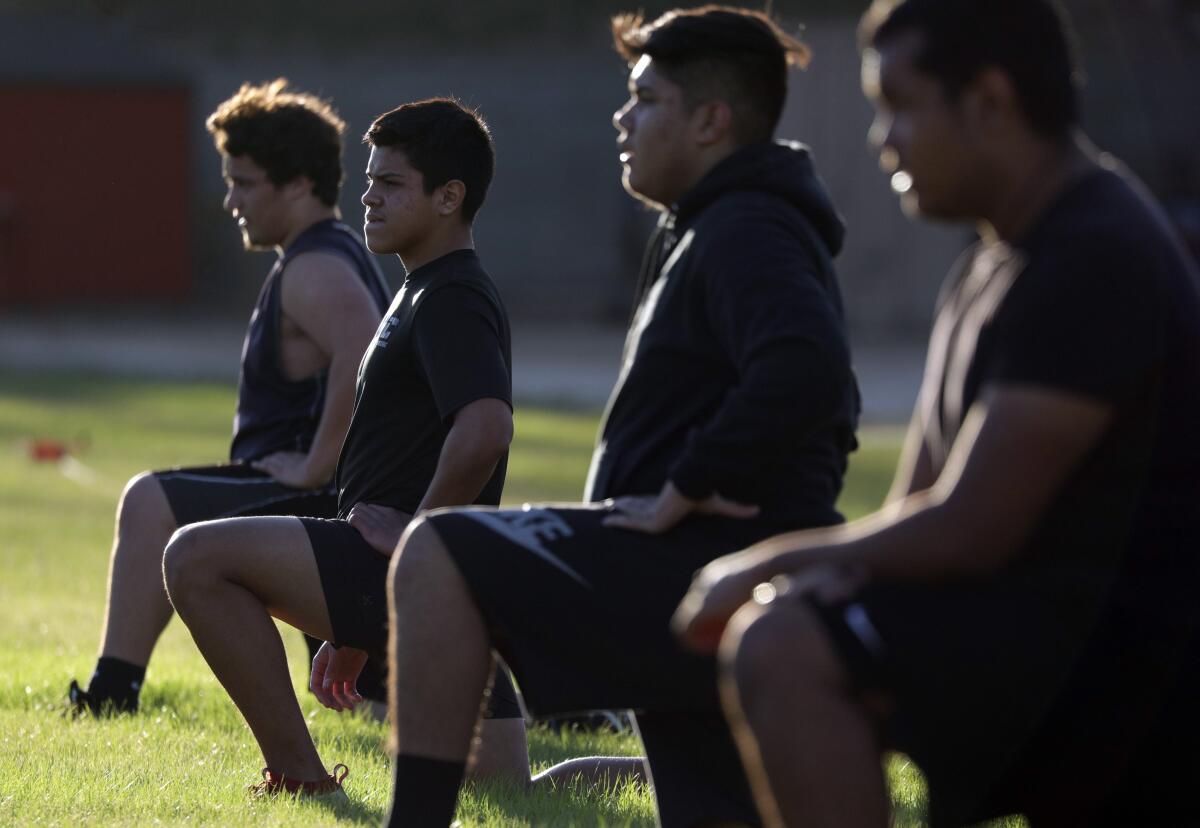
[
  {"left": 313, "top": 791, "right": 385, "bottom": 825},
  {"left": 138, "top": 683, "right": 397, "bottom": 759},
  {"left": 461, "top": 775, "right": 654, "bottom": 828}
]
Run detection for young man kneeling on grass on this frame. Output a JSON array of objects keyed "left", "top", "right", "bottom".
[
  {"left": 675, "top": 1, "right": 1200, "bottom": 825},
  {"left": 68, "top": 79, "right": 392, "bottom": 717},
  {"left": 162, "top": 98, "right": 522, "bottom": 797},
  {"left": 380, "top": 6, "right": 860, "bottom": 826}
]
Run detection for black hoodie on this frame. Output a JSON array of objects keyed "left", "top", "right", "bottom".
[{"left": 584, "top": 140, "right": 859, "bottom": 528}]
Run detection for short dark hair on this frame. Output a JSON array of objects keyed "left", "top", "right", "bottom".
[
  {"left": 860, "top": 0, "right": 1081, "bottom": 139},
  {"left": 364, "top": 98, "right": 495, "bottom": 223},
  {"left": 206, "top": 78, "right": 345, "bottom": 207},
  {"left": 612, "top": 5, "right": 810, "bottom": 145}
]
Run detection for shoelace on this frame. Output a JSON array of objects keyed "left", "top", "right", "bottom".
[
  {"left": 250, "top": 763, "right": 349, "bottom": 796},
  {"left": 66, "top": 680, "right": 96, "bottom": 716}
]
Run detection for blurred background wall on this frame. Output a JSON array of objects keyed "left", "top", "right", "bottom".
[{"left": 1, "top": 0, "right": 1197, "bottom": 342}]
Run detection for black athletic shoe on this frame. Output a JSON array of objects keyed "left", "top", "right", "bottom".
[
  {"left": 66, "top": 679, "right": 100, "bottom": 717},
  {"left": 66, "top": 679, "right": 136, "bottom": 717}
]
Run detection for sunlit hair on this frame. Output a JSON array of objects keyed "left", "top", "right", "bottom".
[
  {"left": 364, "top": 98, "right": 495, "bottom": 223},
  {"left": 207, "top": 78, "right": 345, "bottom": 207},
  {"left": 612, "top": 5, "right": 810, "bottom": 145},
  {"left": 860, "top": 0, "right": 1081, "bottom": 139}
]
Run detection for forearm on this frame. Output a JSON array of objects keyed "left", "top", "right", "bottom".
[
  {"left": 731, "top": 389, "right": 1113, "bottom": 589},
  {"left": 303, "top": 353, "right": 358, "bottom": 486},
  {"left": 417, "top": 424, "right": 507, "bottom": 513},
  {"left": 884, "top": 411, "right": 935, "bottom": 505},
  {"left": 733, "top": 492, "right": 1008, "bottom": 585}
]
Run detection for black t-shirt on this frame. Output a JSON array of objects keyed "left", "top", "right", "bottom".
[
  {"left": 334, "top": 249, "right": 511, "bottom": 517},
  {"left": 924, "top": 162, "right": 1200, "bottom": 622}
]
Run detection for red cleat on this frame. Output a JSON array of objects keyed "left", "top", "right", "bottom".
[{"left": 248, "top": 763, "right": 349, "bottom": 800}]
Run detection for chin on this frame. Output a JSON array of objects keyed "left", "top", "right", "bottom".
[
  {"left": 622, "top": 174, "right": 667, "bottom": 211},
  {"left": 241, "top": 227, "right": 276, "bottom": 250},
  {"left": 906, "top": 192, "right": 969, "bottom": 223},
  {"left": 363, "top": 228, "right": 395, "bottom": 254}
]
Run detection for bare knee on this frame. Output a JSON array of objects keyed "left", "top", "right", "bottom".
[
  {"left": 117, "top": 471, "right": 174, "bottom": 538},
  {"left": 387, "top": 517, "right": 450, "bottom": 607},
  {"left": 161, "top": 524, "right": 218, "bottom": 606},
  {"left": 721, "top": 601, "right": 844, "bottom": 708}
]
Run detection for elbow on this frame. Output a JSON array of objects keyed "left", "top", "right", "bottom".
[
  {"left": 475, "top": 410, "right": 513, "bottom": 464},
  {"left": 451, "top": 399, "right": 514, "bottom": 466},
  {"left": 486, "top": 416, "right": 514, "bottom": 460}
]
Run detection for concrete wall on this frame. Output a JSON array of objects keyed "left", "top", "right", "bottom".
[
  {"left": 3, "top": 1, "right": 1196, "bottom": 341},
  {"left": 170, "top": 19, "right": 970, "bottom": 337}
]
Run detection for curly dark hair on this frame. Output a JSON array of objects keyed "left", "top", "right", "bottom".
[{"left": 206, "top": 78, "right": 345, "bottom": 207}]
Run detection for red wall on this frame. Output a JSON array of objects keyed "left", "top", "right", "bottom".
[{"left": 0, "top": 84, "right": 190, "bottom": 305}]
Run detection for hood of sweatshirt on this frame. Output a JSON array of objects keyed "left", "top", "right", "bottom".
[{"left": 674, "top": 139, "right": 845, "bottom": 257}]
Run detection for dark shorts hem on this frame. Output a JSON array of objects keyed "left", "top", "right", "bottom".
[
  {"left": 424, "top": 503, "right": 788, "bottom": 827},
  {"left": 300, "top": 517, "right": 391, "bottom": 659},
  {"left": 427, "top": 504, "right": 785, "bottom": 718},
  {"left": 154, "top": 463, "right": 337, "bottom": 527},
  {"left": 300, "top": 517, "right": 522, "bottom": 719}
]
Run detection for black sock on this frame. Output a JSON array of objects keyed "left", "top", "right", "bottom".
[
  {"left": 385, "top": 754, "right": 465, "bottom": 828},
  {"left": 87, "top": 656, "right": 145, "bottom": 712}
]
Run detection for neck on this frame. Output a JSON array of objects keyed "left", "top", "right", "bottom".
[
  {"left": 278, "top": 203, "right": 339, "bottom": 252},
  {"left": 670, "top": 140, "right": 741, "bottom": 209},
  {"left": 399, "top": 222, "right": 475, "bottom": 274},
  {"left": 978, "top": 133, "right": 1093, "bottom": 244}
]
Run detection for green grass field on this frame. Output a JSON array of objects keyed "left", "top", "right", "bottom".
[{"left": 0, "top": 370, "right": 942, "bottom": 827}]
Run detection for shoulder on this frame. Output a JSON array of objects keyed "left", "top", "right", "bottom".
[
  {"left": 693, "top": 190, "right": 792, "bottom": 234},
  {"left": 681, "top": 192, "right": 831, "bottom": 295},
  {"left": 691, "top": 191, "right": 825, "bottom": 262},
  {"left": 414, "top": 277, "right": 506, "bottom": 328},
  {"left": 1032, "top": 167, "right": 1179, "bottom": 275},
  {"left": 995, "top": 186, "right": 1175, "bottom": 346},
  {"left": 423, "top": 261, "right": 504, "bottom": 311},
  {"left": 999, "top": 169, "right": 1178, "bottom": 307},
  {"left": 282, "top": 249, "right": 363, "bottom": 280},
  {"left": 279, "top": 251, "right": 378, "bottom": 316}
]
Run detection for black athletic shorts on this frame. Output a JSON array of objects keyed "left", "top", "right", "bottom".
[
  {"left": 804, "top": 571, "right": 1200, "bottom": 827},
  {"left": 425, "top": 503, "right": 806, "bottom": 827},
  {"left": 300, "top": 516, "right": 520, "bottom": 720},
  {"left": 154, "top": 463, "right": 337, "bottom": 526},
  {"left": 152, "top": 464, "right": 393, "bottom": 700}
]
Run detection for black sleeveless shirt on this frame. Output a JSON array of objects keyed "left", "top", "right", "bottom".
[{"left": 230, "top": 219, "right": 391, "bottom": 463}]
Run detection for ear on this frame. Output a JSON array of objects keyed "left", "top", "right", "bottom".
[
  {"left": 692, "top": 99, "right": 735, "bottom": 147},
  {"left": 962, "top": 67, "right": 1021, "bottom": 134},
  {"left": 434, "top": 179, "right": 467, "bottom": 217}
]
